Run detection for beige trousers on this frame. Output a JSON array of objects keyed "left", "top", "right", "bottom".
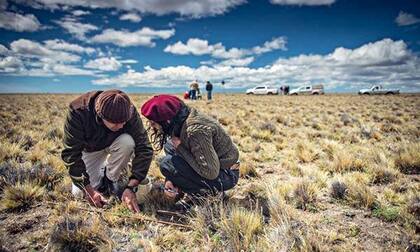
[{"left": 72, "top": 133, "right": 135, "bottom": 197}]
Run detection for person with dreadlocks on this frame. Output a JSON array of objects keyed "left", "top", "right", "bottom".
[{"left": 141, "top": 94, "right": 240, "bottom": 200}]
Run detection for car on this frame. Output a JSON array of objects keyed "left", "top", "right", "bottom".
[
  {"left": 246, "top": 85, "right": 279, "bottom": 95},
  {"left": 289, "top": 85, "right": 324, "bottom": 95},
  {"left": 358, "top": 85, "right": 400, "bottom": 95}
]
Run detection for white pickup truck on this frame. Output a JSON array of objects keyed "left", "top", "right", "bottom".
[
  {"left": 246, "top": 85, "right": 278, "bottom": 95},
  {"left": 358, "top": 85, "right": 400, "bottom": 95},
  {"left": 289, "top": 85, "right": 324, "bottom": 95}
]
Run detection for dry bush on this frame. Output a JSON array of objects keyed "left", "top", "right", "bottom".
[
  {"left": 219, "top": 206, "right": 263, "bottom": 251},
  {"left": 47, "top": 215, "right": 112, "bottom": 252},
  {"left": 330, "top": 180, "right": 347, "bottom": 200},
  {"left": 343, "top": 173, "right": 376, "bottom": 209},
  {"left": 0, "top": 182, "right": 45, "bottom": 211},
  {"left": 153, "top": 226, "right": 189, "bottom": 251},
  {"left": 394, "top": 143, "right": 420, "bottom": 175},
  {"left": 0, "top": 161, "right": 63, "bottom": 192},
  {"left": 295, "top": 142, "right": 319, "bottom": 163},
  {"left": 323, "top": 149, "right": 366, "bottom": 174},
  {"left": 239, "top": 161, "right": 259, "bottom": 178},
  {"left": 292, "top": 180, "right": 318, "bottom": 211}
]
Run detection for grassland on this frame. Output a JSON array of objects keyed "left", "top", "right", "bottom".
[{"left": 0, "top": 93, "right": 419, "bottom": 251}]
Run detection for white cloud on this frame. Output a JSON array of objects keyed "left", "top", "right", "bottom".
[
  {"left": 0, "top": 11, "right": 41, "bottom": 32},
  {"left": 270, "top": 0, "right": 335, "bottom": 6},
  {"left": 395, "top": 11, "right": 420, "bottom": 26},
  {"left": 90, "top": 27, "right": 175, "bottom": 47},
  {"left": 0, "top": 38, "right": 99, "bottom": 77},
  {"left": 55, "top": 17, "right": 98, "bottom": 40},
  {"left": 27, "top": 0, "right": 245, "bottom": 18},
  {"left": 84, "top": 57, "right": 122, "bottom": 71},
  {"left": 93, "top": 38, "right": 420, "bottom": 91},
  {"left": 120, "top": 59, "right": 138, "bottom": 64},
  {"left": 164, "top": 37, "right": 287, "bottom": 65},
  {"left": 71, "top": 9, "right": 90, "bottom": 16},
  {"left": 252, "top": 37, "right": 287, "bottom": 54},
  {"left": 10, "top": 39, "right": 81, "bottom": 63},
  {"left": 218, "top": 57, "right": 255, "bottom": 66},
  {"left": 44, "top": 39, "right": 95, "bottom": 54},
  {"left": 164, "top": 38, "right": 214, "bottom": 55},
  {"left": 120, "top": 13, "right": 142, "bottom": 22},
  {"left": 0, "top": 56, "right": 24, "bottom": 73}
]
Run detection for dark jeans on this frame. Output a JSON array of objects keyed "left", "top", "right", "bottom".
[
  {"left": 207, "top": 91, "right": 212, "bottom": 100},
  {"left": 189, "top": 90, "right": 197, "bottom": 100},
  {"left": 159, "top": 141, "right": 239, "bottom": 195}
]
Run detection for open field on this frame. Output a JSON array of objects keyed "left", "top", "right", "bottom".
[{"left": 0, "top": 93, "right": 419, "bottom": 251}]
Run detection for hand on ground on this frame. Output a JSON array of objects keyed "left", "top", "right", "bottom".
[
  {"left": 86, "top": 189, "right": 108, "bottom": 208},
  {"left": 122, "top": 189, "right": 140, "bottom": 213},
  {"left": 164, "top": 180, "right": 179, "bottom": 200}
]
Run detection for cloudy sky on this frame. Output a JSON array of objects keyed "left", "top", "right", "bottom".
[{"left": 0, "top": 0, "right": 419, "bottom": 93}]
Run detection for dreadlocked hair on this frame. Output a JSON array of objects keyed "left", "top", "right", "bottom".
[{"left": 146, "top": 103, "right": 190, "bottom": 152}]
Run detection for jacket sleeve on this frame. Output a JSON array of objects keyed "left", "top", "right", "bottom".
[
  {"left": 177, "top": 125, "right": 220, "bottom": 180},
  {"left": 126, "top": 110, "right": 153, "bottom": 182},
  {"left": 61, "top": 108, "right": 89, "bottom": 188}
]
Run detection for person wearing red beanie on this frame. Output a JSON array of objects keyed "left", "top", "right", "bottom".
[
  {"left": 62, "top": 90, "right": 153, "bottom": 213},
  {"left": 141, "top": 94, "right": 240, "bottom": 202}
]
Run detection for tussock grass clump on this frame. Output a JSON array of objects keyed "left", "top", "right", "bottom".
[
  {"left": 325, "top": 150, "right": 366, "bottom": 174},
  {"left": 154, "top": 227, "right": 189, "bottom": 251},
  {"left": 251, "top": 130, "right": 273, "bottom": 142},
  {"left": 219, "top": 207, "right": 263, "bottom": 251},
  {"left": 0, "top": 141, "right": 24, "bottom": 162},
  {"left": 344, "top": 174, "right": 376, "bottom": 209},
  {"left": 48, "top": 216, "right": 112, "bottom": 252},
  {"left": 0, "top": 161, "right": 63, "bottom": 191},
  {"left": 394, "top": 143, "right": 420, "bottom": 175},
  {"left": 239, "top": 161, "right": 259, "bottom": 178},
  {"left": 259, "top": 122, "right": 277, "bottom": 134},
  {"left": 0, "top": 182, "right": 44, "bottom": 211},
  {"left": 295, "top": 142, "right": 319, "bottom": 163},
  {"left": 292, "top": 180, "right": 318, "bottom": 211},
  {"left": 368, "top": 165, "right": 398, "bottom": 184}
]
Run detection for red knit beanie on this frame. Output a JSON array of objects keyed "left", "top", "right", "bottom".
[
  {"left": 95, "top": 90, "right": 133, "bottom": 123},
  {"left": 141, "top": 95, "right": 182, "bottom": 123}
]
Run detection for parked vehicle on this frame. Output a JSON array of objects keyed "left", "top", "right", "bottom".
[
  {"left": 289, "top": 85, "right": 324, "bottom": 95},
  {"left": 246, "top": 85, "right": 278, "bottom": 95},
  {"left": 358, "top": 85, "right": 400, "bottom": 95}
]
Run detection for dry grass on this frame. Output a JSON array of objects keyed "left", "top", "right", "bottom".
[{"left": 0, "top": 93, "right": 419, "bottom": 251}]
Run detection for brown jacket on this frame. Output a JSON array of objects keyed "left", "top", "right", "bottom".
[
  {"left": 61, "top": 91, "right": 153, "bottom": 186},
  {"left": 176, "top": 108, "right": 239, "bottom": 180}
]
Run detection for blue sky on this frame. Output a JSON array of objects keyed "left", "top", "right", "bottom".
[{"left": 0, "top": 0, "right": 419, "bottom": 93}]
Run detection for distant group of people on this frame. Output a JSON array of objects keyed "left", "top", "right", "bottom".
[
  {"left": 185, "top": 80, "right": 214, "bottom": 101},
  {"left": 280, "top": 85, "right": 290, "bottom": 95},
  {"left": 62, "top": 89, "right": 238, "bottom": 213}
]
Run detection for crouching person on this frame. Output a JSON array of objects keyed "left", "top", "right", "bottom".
[
  {"left": 61, "top": 90, "right": 153, "bottom": 213},
  {"left": 140, "top": 95, "right": 239, "bottom": 202}
]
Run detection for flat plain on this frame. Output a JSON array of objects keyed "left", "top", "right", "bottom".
[{"left": 0, "top": 93, "right": 419, "bottom": 251}]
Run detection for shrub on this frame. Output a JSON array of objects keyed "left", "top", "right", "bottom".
[
  {"left": 292, "top": 180, "right": 318, "bottom": 211},
  {"left": 344, "top": 175, "right": 376, "bottom": 209},
  {"left": 394, "top": 143, "right": 420, "bottom": 175},
  {"left": 219, "top": 207, "right": 263, "bottom": 251},
  {"left": 239, "top": 162, "right": 259, "bottom": 178},
  {"left": 48, "top": 216, "right": 112, "bottom": 252},
  {"left": 0, "top": 182, "right": 44, "bottom": 212},
  {"left": 330, "top": 181, "right": 347, "bottom": 200}
]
